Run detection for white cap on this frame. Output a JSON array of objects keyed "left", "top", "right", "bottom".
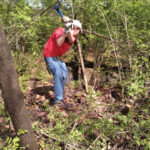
[{"left": 72, "top": 20, "right": 83, "bottom": 33}]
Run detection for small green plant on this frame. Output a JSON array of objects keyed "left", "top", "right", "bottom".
[
  {"left": 126, "top": 58, "right": 148, "bottom": 99},
  {"left": 0, "top": 102, "right": 11, "bottom": 124},
  {"left": 3, "top": 129, "right": 28, "bottom": 150},
  {"left": 19, "top": 74, "right": 30, "bottom": 93},
  {"left": 36, "top": 70, "right": 50, "bottom": 84},
  {"left": 68, "top": 80, "right": 81, "bottom": 88},
  {"left": 3, "top": 136, "right": 20, "bottom": 150}
]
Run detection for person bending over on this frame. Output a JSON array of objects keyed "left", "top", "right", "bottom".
[{"left": 44, "top": 19, "right": 82, "bottom": 106}]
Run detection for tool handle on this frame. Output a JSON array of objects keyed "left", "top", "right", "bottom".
[
  {"left": 54, "top": 3, "right": 63, "bottom": 18},
  {"left": 57, "top": 9, "right": 63, "bottom": 18}
]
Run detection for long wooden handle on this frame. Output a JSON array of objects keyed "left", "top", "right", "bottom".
[{"left": 76, "top": 39, "right": 88, "bottom": 93}]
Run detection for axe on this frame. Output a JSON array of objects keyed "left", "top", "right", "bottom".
[
  {"left": 54, "top": 2, "right": 64, "bottom": 18},
  {"left": 54, "top": 2, "right": 72, "bottom": 30},
  {"left": 54, "top": 1, "right": 71, "bottom": 23}
]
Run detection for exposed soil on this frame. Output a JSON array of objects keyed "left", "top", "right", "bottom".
[{"left": 0, "top": 77, "right": 129, "bottom": 149}]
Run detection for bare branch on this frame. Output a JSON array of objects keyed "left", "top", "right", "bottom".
[{"left": 83, "top": 29, "right": 124, "bottom": 50}]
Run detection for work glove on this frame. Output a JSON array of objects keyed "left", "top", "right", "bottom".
[
  {"left": 64, "top": 22, "right": 72, "bottom": 33},
  {"left": 62, "top": 16, "right": 71, "bottom": 23}
]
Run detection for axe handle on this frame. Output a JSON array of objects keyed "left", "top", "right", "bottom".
[
  {"left": 57, "top": 9, "right": 63, "bottom": 18},
  {"left": 54, "top": 3, "right": 63, "bottom": 18}
]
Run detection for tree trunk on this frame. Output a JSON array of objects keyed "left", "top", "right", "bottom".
[
  {"left": 72, "top": 55, "right": 79, "bottom": 80},
  {"left": 72, "top": 40, "right": 79, "bottom": 80},
  {"left": 76, "top": 39, "right": 88, "bottom": 93},
  {"left": 0, "top": 23, "right": 37, "bottom": 149}
]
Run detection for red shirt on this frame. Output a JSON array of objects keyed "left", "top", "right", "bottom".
[{"left": 44, "top": 27, "right": 76, "bottom": 57}]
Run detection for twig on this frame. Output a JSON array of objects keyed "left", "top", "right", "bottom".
[
  {"left": 104, "top": 17, "right": 122, "bottom": 77},
  {"left": 37, "top": 130, "right": 57, "bottom": 141},
  {"left": 112, "top": 144, "right": 118, "bottom": 150},
  {"left": 83, "top": 29, "right": 124, "bottom": 50},
  {"left": 124, "top": 12, "right": 132, "bottom": 70},
  {"left": 72, "top": 117, "right": 79, "bottom": 131},
  {"left": 86, "top": 134, "right": 102, "bottom": 150},
  {"left": 39, "top": 6, "right": 52, "bottom": 16},
  {"left": 38, "top": 130, "right": 83, "bottom": 150},
  {"left": 65, "top": 143, "right": 79, "bottom": 150}
]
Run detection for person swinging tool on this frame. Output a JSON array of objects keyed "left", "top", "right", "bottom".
[{"left": 43, "top": 17, "right": 82, "bottom": 107}]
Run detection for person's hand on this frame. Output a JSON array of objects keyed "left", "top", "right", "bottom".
[
  {"left": 64, "top": 22, "right": 72, "bottom": 33},
  {"left": 62, "top": 16, "right": 71, "bottom": 23},
  {"left": 67, "top": 27, "right": 75, "bottom": 44},
  {"left": 67, "top": 27, "right": 74, "bottom": 35}
]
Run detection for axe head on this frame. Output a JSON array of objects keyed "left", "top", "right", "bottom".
[
  {"left": 56, "top": 0, "right": 71, "bottom": 9},
  {"left": 54, "top": 3, "right": 60, "bottom": 11}
]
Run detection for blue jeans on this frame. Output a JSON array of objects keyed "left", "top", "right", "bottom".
[{"left": 44, "top": 57, "right": 68, "bottom": 103}]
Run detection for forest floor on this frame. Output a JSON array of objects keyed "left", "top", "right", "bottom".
[
  {"left": 0, "top": 56, "right": 134, "bottom": 149},
  {"left": 0, "top": 78, "right": 129, "bottom": 149}
]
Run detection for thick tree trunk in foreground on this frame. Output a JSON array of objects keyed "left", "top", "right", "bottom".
[{"left": 0, "top": 23, "right": 37, "bottom": 149}]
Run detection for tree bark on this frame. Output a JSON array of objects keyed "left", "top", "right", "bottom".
[
  {"left": 0, "top": 22, "right": 37, "bottom": 149},
  {"left": 76, "top": 39, "right": 88, "bottom": 93},
  {"left": 72, "top": 40, "right": 80, "bottom": 80},
  {"left": 72, "top": 55, "right": 79, "bottom": 80}
]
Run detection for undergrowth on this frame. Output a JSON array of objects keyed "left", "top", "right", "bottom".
[{"left": 1, "top": 53, "right": 150, "bottom": 149}]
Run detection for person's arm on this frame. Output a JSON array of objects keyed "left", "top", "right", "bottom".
[
  {"left": 56, "top": 32, "right": 67, "bottom": 46},
  {"left": 56, "top": 28, "right": 75, "bottom": 46},
  {"left": 67, "top": 28, "right": 75, "bottom": 44}
]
